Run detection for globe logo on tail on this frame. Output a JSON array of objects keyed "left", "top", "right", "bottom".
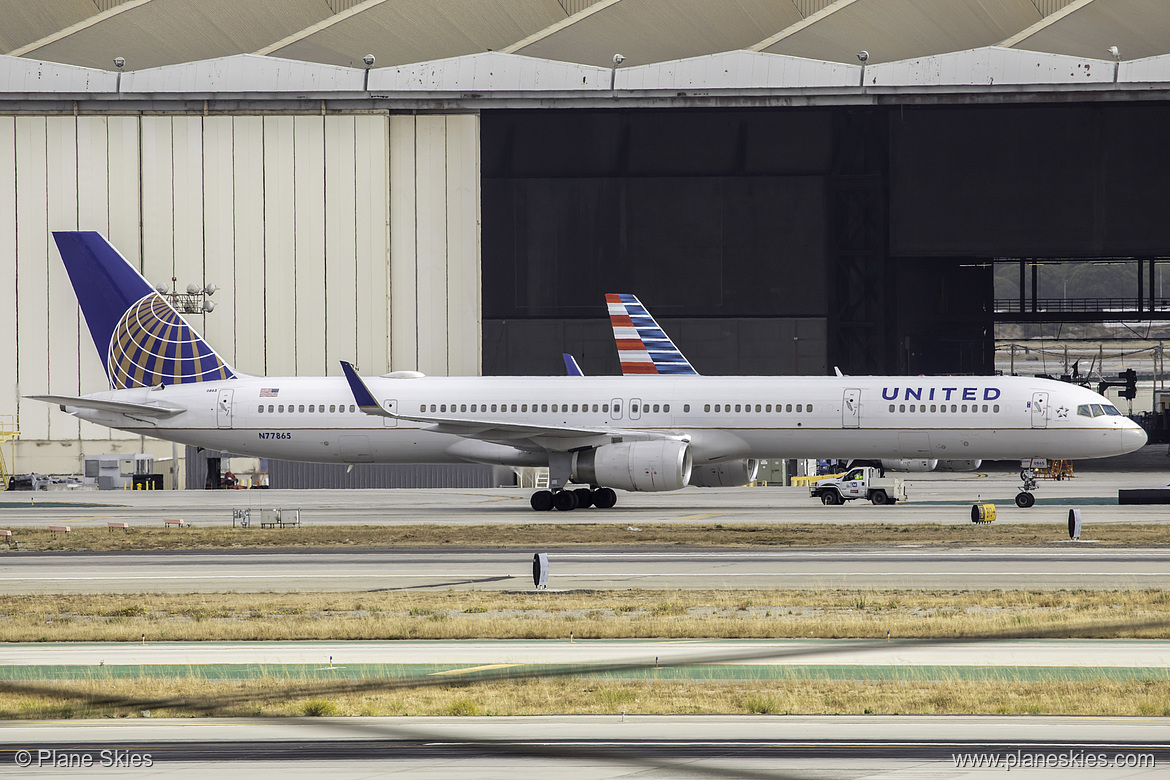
[{"left": 107, "top": 293, "right": 234, "bottom": 389}]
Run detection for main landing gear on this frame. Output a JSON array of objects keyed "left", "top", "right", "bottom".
[
  {"left": 1015, "top": 468, "right": 1038, "bottom": 508},
  {"left": 530, "top": 487, "right": 618, "bottom": 512}
]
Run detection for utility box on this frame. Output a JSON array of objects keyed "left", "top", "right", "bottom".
[{"left": 85, "top": 454, "right": 156, "bottom": 490}]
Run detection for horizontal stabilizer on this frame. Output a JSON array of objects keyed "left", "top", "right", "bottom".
[{"left": 27, "top": 394, "right": 184, "bottom": 419}]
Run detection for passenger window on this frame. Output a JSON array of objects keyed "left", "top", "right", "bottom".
[
  {"left": 786, "top": 404, "right": 792, "bottom": 412},
  {"left": 715, "top": 404, "right": 721, "bottom": 413},
  {"left": 278, "top": 405, "right": 285, "bottom": 413},
  {"left": 420, "top": 404, "right": 425, "bottom": 412},
  {"left": 571, "top": 404, "right": 578, "bottom": 412},
  {"left": 899, "top": 404, "right": 905, "bottom": 413},
  {"left": 349, "top": 405, "right": 355, "bottom": 413},
  {"left": 257, "top": 405, "right": 264, "bottom": 413},
  {"left": 652, "top": 404, "right": 659, "bottom": 413},
  {"left": 982, "top": 404, "right": 988, "bottom": 412},
  {"left": 993, "top": 404, "right": 1000, "bottom": 413},
  {"left": 766, "top": 404, "right": 772, "bottom": 413},
  {"left": 614, "top": 403, "right": 621, "bottom": 413},
  {"left": 889, "top": 404, "right": 895, "bottom": 412},
  {"left": 592, "top": 404, "right": 599, "bottom": 412},
  {"left": 603, "top": 404, "right": 609, "bottom": 413},
  {"left": 430, "top": 404, "right": 437, "bottom": 412},
  {"left": 440, "top": 404, "right": 447, "bottom": 412},
  {"left": 298, "top": 405, "right": 305, "bottom": 413},
  {"left": 664, "top": 404, "right": 670, "bottom": 412},
  {"left": 807, "top": 404, "right": 813, "bottom": 413},
  {"left": 682, "top": 404, "right": 689, "bottom": 412},
  {"left": 930, "top": 404, "right": 936, "bottom": 412},
  {"left": 961, "top": 404, "right": 968, "bottom": 413},
  {"left": 268, "top": 405, "right": 274, "bottom": 413},
  {"left": 734, "top": 404, "right": 741, "bottom": 413},
  {"left": 704, "top": 404, "right": 711, "bottom": 412},
  {"left": 908, "top": 404, "right": 915, "bottom": 412},
  {"left": 951, "top": 404, "right": 957, "bottom": 412},
  {"left": 540, "top": 404, "right": 547, "bottom": 412},
  {"left": 796, "top": 404, "right": 803, "bottom": 412}
]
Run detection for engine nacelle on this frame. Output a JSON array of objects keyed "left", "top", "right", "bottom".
[
  {"left": 936, "top": 459, "right": 982, "bottom": 472},
  {"left": 688, "top": 459, "right": 759, "bottom": 487},
  {"left": 573, "top": 441, "right": 692, "bottom": 492},
  {"left": 880, "top": 459, "right": 938, "bottom": 473}
]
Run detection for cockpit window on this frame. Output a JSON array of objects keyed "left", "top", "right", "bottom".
[
  {"left": 1102, "top": 405, "right": 1122, "bottom": 416},
  {"left": 1090, "top": 404, "right": 1104, "bottom": 417},
  {"left": 1077, "top": 405, "right": 1091, "bottom": 417}
]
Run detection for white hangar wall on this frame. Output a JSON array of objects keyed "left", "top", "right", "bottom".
[{"left": 0, "top": 111, "right": 481, "bottom": 478}]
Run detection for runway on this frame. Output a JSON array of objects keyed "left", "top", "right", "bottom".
[
  {"left": 2, "top": 639, "right": 1167, "bottom": 679},
  {"left": 1, "top": 716, "right": 1166, "bottom": 778},
  {"left": 3, "top": 467, "right": 1170, "bottom": 529},
  {"left": 5, "top": 546, "right": 1170, "bottom": 593}
]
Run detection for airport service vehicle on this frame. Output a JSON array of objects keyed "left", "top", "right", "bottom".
[
  {"left": 810, "top": 466, "right": 907, "bottom": 506},
  {"left": 32, "top": 232, "right": 1147, "bottom": 512}
]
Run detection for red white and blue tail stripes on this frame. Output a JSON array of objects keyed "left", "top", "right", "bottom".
[{"left": 606, "top": 293, "right": 698, "bottom": 375}]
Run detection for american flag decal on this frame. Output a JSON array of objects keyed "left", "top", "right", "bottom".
[{"left": 260, "top": 388, "right": 279, "bottom": 398}]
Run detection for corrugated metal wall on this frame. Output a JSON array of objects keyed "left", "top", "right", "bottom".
[
  {"left": 266, "top": 460, "right": 510, "bottom": 489},
  {"left": 0, "top": 109, "right": 482, "bottom": 478}
]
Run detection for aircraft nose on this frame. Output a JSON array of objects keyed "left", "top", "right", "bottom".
[{"left": 1120, "top": 423, "right": 1148, "bottom": 454}]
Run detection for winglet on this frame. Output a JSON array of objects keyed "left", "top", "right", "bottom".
[
  {"left": 563, "top": 353, "right": 584, "bottom": 376},
  {"left": 340, "top": 361, "right": 391, "bottom": 417}
]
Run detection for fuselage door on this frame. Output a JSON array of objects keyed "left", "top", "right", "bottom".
[
  {"left": 383, "top": 399, "right": 397, "bottom": 428},
  {"left": 1031, "top": 391, "right": 1049, "bottom": 428},
  {"left": 217, "top": 389, "right": 233, "bottom": 429},
  {"left": 629, "top": 398, "right": 643, "bottom": 421},
  {"left": 842, "top": 388, "right": 861, "bottom": 428}
]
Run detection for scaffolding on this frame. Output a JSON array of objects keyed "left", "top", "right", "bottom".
[{"left": 0, "top": 416, "right": 19, "bottom": 490}]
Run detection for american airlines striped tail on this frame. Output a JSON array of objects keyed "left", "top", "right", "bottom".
[
  {"left": 53, "top": 231, "right": 237, "bottom": 390},
  {"left": 606, "top": 293, "right": 698, "bottom": 376}
]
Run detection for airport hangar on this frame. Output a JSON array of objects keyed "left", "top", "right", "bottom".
[{"left": 1, "top": 0, "right": 1170, "bottom": 484}]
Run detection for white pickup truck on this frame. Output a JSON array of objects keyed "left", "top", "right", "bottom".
[{"left": 810, "top": 466, "right": 907, "bottom": 506}]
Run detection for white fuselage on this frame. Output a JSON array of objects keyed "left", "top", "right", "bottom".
[{"left": 62, "top": 374, "right": 1146, "bottom": 467}]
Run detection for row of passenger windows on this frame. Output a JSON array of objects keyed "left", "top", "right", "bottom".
[
  {"left": 258, "top": 404, "right": 357, "bottom": 414},
  {"left": 422, "top": 402, "right": 633, "bottom": 414},
  {"left": 890, "top": 403, "right": 1000, "bottom": 413},
  {"left": 418, "top": 402, "right": 814, "bottom": 414},
  {"left": 1078, "top": 404, "right": 1121, "bottom": 417},
  {"left": 703, "top": 403, "right": 812, "bottom": 413}
]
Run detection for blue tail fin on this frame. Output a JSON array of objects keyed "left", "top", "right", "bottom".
[{"left": 52, "top": 231, "right": 236, "bottom": 389}]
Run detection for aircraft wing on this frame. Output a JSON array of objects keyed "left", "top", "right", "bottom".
[
  {"left": 27, "top": 394, "right": 184, "bottom": 419},
  {"left": 339, "top": 361, "right": 678, "bottom": 450}
]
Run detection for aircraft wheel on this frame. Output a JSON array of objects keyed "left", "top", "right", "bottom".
[
  {"left": 573, "top": 488, "right": 593, "bottom": 508},
  {"left": 553, "top": 490, "right": 579, "bottom": 511},
  {"left": 530, "top": 490, "right": 554, "bottom": 511},
  {"left": 1015, "top": 491, "right": 1035, "bottom": 508},
  {"left": 592, "top": 487, "right": 618, "bottom": 509},
  {"left": 870, "top": 490, "right": 889, "bottom": 505}
]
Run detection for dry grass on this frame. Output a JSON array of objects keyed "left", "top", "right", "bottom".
[
  {"left": 4, "top": 677, "right": 1170, "bottom": 719},
  {"left": 2, "top": 522, "right": 1169, "bottom": 553},
  {"left": 5, "top": 588, "right": 1169, "bottom": 642}
]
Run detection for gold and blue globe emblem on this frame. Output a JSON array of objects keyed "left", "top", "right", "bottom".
[{"left": 106, "top": 294, "right": 233, "bottom": 389}]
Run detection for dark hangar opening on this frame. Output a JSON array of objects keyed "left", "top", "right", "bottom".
[{"left": 480, "top": 103, "right": 1170, "bottom": 378}]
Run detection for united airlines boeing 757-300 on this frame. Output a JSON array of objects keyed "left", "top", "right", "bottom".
[{"left": 32, "top": 232, "right": 1146, "bottom": 511}]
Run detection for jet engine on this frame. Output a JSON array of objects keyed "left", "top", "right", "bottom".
[
  {"left": 573, "top": 440, "right": 692, "bottom": 492},
  {"left": 688, "top": 459, "right": 760, "bottom": 487},
  {"left": 880, "top": 459, "right": 938, "bottom": 472},
  {"left": 936, "top": 459, "right": 982, "bottom": 472}
]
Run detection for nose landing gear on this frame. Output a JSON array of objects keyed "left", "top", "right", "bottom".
[{"left": 1015, "top": 468, "right": 1037, "bottom": 508}]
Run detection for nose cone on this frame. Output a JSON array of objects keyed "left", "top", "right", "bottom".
[{"left": 1120, "top": 422, "right": 1148, "bottom": 455}]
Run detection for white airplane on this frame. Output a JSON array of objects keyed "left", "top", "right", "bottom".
[
  {"left": 598, "top": 294, "right": 986, "bottom": 475},
  {"left": 32, "top": 232, "right": 1146, "bottom": 511}
]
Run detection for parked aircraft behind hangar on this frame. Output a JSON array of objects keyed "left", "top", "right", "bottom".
[{"left": 32, "top": 232, "right": 1146, "bottom": 511}]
